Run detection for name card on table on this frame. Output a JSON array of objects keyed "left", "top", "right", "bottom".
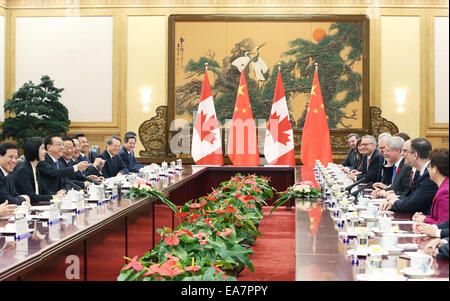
[
  {"left": 49, "top": 223, "right": 61, "bottom": 241},
  {"left": 76, "top": 195, "right": 84, "bottom": 211},
  {"left": 75, "top": 211, "right": 85, "bottom": 227},
  {"left": 15, "top": 217, "right": 29, "bottom": 254}
]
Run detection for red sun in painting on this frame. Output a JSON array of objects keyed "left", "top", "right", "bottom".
[{"left": 313, "top": 28, "right": 326, "bottom": 42}]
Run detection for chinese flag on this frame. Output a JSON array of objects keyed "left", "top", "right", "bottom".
[
  {"left": 191, "top": 66, "right": 223, "bottom": 165},
  {"left": 300, "top": 67, "right": 333, "bottom": 167},
  {"left": 227, "top": 70, "right": 260, "bottom": 166},
  {"left": 264, "top": 67, "right": 295, "bottom": 166}
]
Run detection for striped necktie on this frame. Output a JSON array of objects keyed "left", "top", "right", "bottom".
[{"left": 55, "top": 161, "right": 60, "bottom": 169}]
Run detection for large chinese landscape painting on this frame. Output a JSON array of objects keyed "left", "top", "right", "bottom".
[{"left": 170, "top": 15, "right": 367, "bottom": 131}]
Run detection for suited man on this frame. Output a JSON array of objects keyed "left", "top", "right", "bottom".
[
  {"left": 59, "top": 137, "right": 104, "bottom": 180},
  {"left": 97, "top": 136, "right": 129, "bottom": 178},
  {"left": 74, "top": 133, "right": 91, "bottom": 163},
  {"left": 377, "top": 133, "right": 393, "bottom": 185},
  {"left": 372, "top": 136, "right": 412, "bottom": 197},
  {"left": 348, "top": 135, "right": 384, "bottom": 183},
  {"left": 0, "top": 143, "right": 30, "bottom": 205},
  {"left": 72, "top": 137, "right": 84, "bottom": 164},
  {"left": 118, "top": 132, "right": 145, "bottom": 173},
  {"left": 37, "top": 135, "right": 91, "bottom": 195},
  {"left": 415, "top": 221, "right": 449, "bottom": 239},
  {"left": 423, "top": 236, "right": 449, "bottom": 260},
  {"left": 341, "top": 133, "right": 360, "bottom": 172},
  {"left": 380, "top": 138, "right": 438, "bottom": 214}
]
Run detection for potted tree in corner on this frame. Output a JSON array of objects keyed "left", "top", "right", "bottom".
[{"left": 1, "top": 75, "right": 70, "bottom": 147}]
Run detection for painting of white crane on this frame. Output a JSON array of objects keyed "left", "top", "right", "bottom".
[{"left": 231, "top": 44, "right": 270, "bottom": 85}]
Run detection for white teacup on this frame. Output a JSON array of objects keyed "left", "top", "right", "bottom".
[
  {"left": 88, "top": 185, "right": 100, "bottom": 199},
  {"left": 61, "top": 197, "right": 73, "bottom": 208},
  {"left": 410, "top": 253, "right": 433, "bottom": 275},
  {"left": 381, "top": 232, "right": 398, "bottom": 249},
  {"left": 358, "top": 197, "right": 370, "bottom": 207},
  {"left": 66, "top": 189, "right": 78, "bottom": 201},
  {"left": 15, "top": 205, "right": 29, "bottom": 217},
  {"left": 366, "top": 205, "right": 379, "bottom": 218},
  {"left": 378, "top": 217, "right": 392, "bottom": 232}
]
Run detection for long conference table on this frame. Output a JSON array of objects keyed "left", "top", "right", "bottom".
[{"left": 0, "top": 165, "right": 448, "bottom": 281}]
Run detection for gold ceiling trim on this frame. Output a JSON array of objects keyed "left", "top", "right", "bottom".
[{"left": 5, "top": 0, "right": 449, "bottom": 9}]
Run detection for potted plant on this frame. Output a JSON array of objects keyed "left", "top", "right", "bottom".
[
  {"left": 117, "top": 174, "right": 275, "bottom": 281},
  {"left": 1, "top": 75, "right": 70, "bottom": 148}
]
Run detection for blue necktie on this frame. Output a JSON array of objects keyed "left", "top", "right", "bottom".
[
  {"left": 129, "top": 152, "right": 134, "bottom": 169},
  {"left": 391, "top": 165, "right": 397, "bottom": 185},
  {"left": 55, "top": 161, "right": 60, "bottom": 169}
]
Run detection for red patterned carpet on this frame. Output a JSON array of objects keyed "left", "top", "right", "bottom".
[{"left": 238, "top": 206, "right": 295, "bottom": 281}]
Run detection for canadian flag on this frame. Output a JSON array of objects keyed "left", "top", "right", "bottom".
[
  {"left": 191, "top": 65, "right": 224, "bottom": 165},
  {"left": 264, "top": 67, "right": 295, "bottom": 166}
]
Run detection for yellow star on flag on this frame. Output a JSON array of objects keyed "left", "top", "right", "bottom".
[
  {"left": 238, "top": 84, "right": 246, "bottom": 96},
  {"left": 314, "top": 109, "right": 318, "bottom": 114},
  {"left": 310, "top": 85, "right": 317, "bottom": 96},
  {"left": 321, "top": 104, "right": 324, "bottom": 108},
  {"left": 242, "top": 108, "right": 247, "bottom": 113}
]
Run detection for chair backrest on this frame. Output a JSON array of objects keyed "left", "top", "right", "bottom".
[{"left": 89, "top": 145, "right": 100, "bottom": 162}]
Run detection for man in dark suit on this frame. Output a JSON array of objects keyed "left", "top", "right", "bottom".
[
  {"left": 37, "top": 135, "right": 91, "bottom": 195},
  {"left": 380, "top": 138, "right": 438, "bottom": 214},
  {"left": 72, "top": 136, "right": 84, "bottom": 164},
  {"left": 60, "top": 137, "right": 104, "bottom": 180},
  {"left": 372, "top": 136, "right": 412, "bottom": 197},
  {"left": 0, "top": 143, "right": 31, "bottom": 205},
  {"left": 415, "top": 220, "right": 449, "bottom": 238},
  {"left": 118, "top": 132, "right": 145, "bottom": 173},
  {"left": 74, "top": 133, "right": 91, "bottom": 163},
  {"left": 423, "top": 236, "right": 449, "bottom": 260},
  {"left": 97, "top": 136, "right": 129, "bottom": 178},
  {"left": 348, "top": 135, "right": 384, "bottom": 183},
  {"left": 417, "top": 220, "right": 449, "bottom": 260},
  {"left": 341, "top": 133, "right": 359, "bottom": 172}
]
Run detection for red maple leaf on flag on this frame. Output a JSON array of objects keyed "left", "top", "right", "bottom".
[
  {"left": 267, "top": 112, "right": 291, "bottom": 146},
  {"left": 195, "top": 111, "right": 218, "bottom": 144}
]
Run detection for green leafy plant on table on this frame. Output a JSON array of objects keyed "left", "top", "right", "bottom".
[
  {"left": 270, "top": 180, "right": 322, "bottom": 215},
  {"left": 118, "top": 174, "right": 275, "bottom": 281}
]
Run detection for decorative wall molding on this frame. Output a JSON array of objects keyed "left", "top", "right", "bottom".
[{"left": 5, "top": 0, "right": 449, "bottom": 9}]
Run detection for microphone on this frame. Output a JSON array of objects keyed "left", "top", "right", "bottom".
[
  {"left": 345, "top": 177, "right": 367, "bottom": 192},
  {"left": 82, "top": 175, "right": 101, "bottom": 185},
  {"left": 351, "top": 182, "right": 373, "bottom": 198},
  {"left": 65, "top": 179, "right": 84, "bottom": 191}
]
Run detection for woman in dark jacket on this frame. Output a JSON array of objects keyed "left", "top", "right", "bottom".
[{"left": 14, "top": 137, "right": 66, "bottom": 205}]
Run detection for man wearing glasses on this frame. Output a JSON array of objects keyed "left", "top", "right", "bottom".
[
  {"left": 380, "top": 138, "right": 438, "bottom": 214},
  {"left": 348, "top": 135, "right": 383, "bottom": 183},
  {"left": 372, "top": 136, "right": 412, "bottom": 198}
]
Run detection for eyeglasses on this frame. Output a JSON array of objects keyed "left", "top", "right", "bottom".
[{"left": 360, "top": 143, "right": 374, "bottom": 147}]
